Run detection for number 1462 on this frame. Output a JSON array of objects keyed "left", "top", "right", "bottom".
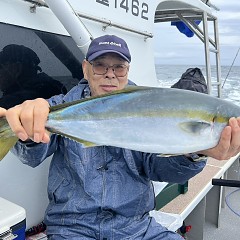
[{"left": 115, "top": 0, "right": 149, "bottom": 20}]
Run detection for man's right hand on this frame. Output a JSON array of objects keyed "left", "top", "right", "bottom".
[
  {"left": 0, "top": 107, "right": 6, "bottom": 117},
  {"left": 5, "top": 98, "right": 50, "bottom": 143}
]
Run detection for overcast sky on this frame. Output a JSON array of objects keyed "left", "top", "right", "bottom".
[{"left": 154, "top": 0, "right": 240, "bottom": 66}]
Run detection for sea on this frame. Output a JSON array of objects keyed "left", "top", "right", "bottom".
[{"left": 155, "top": 65, "right": 240, "bottom": 106}]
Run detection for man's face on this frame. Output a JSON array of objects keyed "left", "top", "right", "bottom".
[{"left": 83, "top": 53, "right": 129, "bottom": 97}]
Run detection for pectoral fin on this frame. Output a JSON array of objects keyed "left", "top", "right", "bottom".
[{"left": 179, "top": 121, "right": 211, "bottom": 135}]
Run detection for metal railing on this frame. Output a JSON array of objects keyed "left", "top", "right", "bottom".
[
  {"left": 23, "top": 0, "right": 153, "bottom": 39},
  {"left": 155, "top": 8, "right": 222, "bottom": 98}
]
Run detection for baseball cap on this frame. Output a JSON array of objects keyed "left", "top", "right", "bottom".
[{"left": 86, "top": 35, "right": 131, "bottom": 62}]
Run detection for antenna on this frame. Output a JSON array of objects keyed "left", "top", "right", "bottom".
[{"left": 222, "top": 47, "right": 240, "bottom": 88}]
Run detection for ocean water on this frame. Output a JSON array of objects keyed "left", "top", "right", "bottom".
[{"left": 155, "top": 65, "right": 240, "bottom": 106}]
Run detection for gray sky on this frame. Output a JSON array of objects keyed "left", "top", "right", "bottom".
[{"left": 154, "top": 0, "right": 240, "bottom": 66}]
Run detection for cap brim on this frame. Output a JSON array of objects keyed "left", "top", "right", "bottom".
[{"left": 87, "top": 50, "right": 130, "bottom": 62}]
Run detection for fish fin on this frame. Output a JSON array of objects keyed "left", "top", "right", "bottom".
[
  {"left": 179, "top": 121, "right": 211, "bottom": 135},
  {"left": 71, "top": 137, "right": 99, "bottom": 148},
  {"left": 157, "top": 153, "right": 182, "bottom": 157},
  {"left": 64, "top": 134, "right": 99, "bottom": 147},
  {"left": 0, "top": 118, "right": 18, "bottom": 160},
  {"left": 47, "top": 128, "right": 99, "bottom": 148},
  {"left": 49, "top": 86, "right": 149, "bottom": 113}
]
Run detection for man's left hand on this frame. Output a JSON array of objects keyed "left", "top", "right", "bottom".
[{"left": 198, "top": 117, "right": 240, "bottom": 160}]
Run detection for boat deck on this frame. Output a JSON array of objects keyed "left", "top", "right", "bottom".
[
  {"left": 204, "top": 186, "right": 240, "bottom": 240},
  {"left": 160, "top": 156, "right": 240, "bottom": 239}
]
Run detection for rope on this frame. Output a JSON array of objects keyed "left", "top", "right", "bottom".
[{"left": 225, "top": 188, "right": 240, "bottom": 217}]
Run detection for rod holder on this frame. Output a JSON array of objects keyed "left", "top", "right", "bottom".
[{"left": 212, "top": 179, "right": 240, "bottom": 188}]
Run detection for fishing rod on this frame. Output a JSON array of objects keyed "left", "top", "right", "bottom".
[{"left": 222, "top": 47, "right": 240, "bottom": 88}]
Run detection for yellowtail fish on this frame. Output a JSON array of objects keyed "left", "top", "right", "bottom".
[{"left": 0, "top": 86, "right": 240, "bottom": 160}]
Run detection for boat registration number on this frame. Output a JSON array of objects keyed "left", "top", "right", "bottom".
[{"left": 96, "top": 0, "right": 149, "bottom": 20}]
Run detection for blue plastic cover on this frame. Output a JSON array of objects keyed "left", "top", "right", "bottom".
[{"left": 171, "top": 21, "right": 201, "bottom": 37}]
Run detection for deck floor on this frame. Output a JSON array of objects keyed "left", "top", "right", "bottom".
[
  {"left": 203, "top": 186, "right": 240, "bottom": 240},
  {"left": 203, "top": 161, "right": 240, "bottom": 240}
]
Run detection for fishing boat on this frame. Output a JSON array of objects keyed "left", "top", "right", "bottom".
[{"left": 0, "top": 0, "right": 239, "bottom": 239}]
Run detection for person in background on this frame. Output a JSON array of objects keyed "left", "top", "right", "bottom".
[
  {"left": 1, "top": 35, "right": 240, "bottom": 240},
  {"left": 0, "top": 44, "right": 67, "bottom": 109}
]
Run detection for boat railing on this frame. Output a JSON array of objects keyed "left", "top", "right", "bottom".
[
  {"left": 155, "top": 8, "right": 222, "bottom": 98},
  {"left": 24, "top": 0, "right": 153, "bottom": 39}
]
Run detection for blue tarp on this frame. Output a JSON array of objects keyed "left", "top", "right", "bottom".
[{"left": 171, "top": 21, "right": 201, "bottom": 38}]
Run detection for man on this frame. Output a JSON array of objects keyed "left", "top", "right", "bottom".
[{"left": 1, "top": 35, "right": 240, "bottom": 239}]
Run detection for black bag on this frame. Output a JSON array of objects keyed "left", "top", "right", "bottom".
[{"left": 171, "top": 67, "right": 208, "bottom": 94}]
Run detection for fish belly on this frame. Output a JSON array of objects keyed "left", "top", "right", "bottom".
[{"left": 47, "top": 117, "right": 219, "bottom": 154}]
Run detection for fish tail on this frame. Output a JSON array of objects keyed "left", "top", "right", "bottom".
[{"left": 0, "top": 118, "right": 18, "bottom": 161}]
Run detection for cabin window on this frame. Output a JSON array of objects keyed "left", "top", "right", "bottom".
[{"left": 0, "top": 23, "right": 84, "bottom": 109}]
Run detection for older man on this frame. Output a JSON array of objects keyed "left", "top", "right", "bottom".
[{"left": 1, "top": 35, "right": 240, "bottom": 239}]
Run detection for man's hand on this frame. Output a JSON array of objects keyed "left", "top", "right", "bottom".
[
  {"left": 198, "top": 117, "right": 240, "bottom": 160},
  {"left": 5, "top": 98, "right": 51, "bottom": 143},
  {"left": 0, "top": 107, "right": 6, "bottom": 117}
]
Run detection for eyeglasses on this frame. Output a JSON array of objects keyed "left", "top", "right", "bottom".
[{"left": 89, "top": 61, "right": 129, "bottom": 77}]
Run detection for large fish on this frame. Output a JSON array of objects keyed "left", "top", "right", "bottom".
[{"left": 0, "top": 86, "right": 240, "bottom": 160}]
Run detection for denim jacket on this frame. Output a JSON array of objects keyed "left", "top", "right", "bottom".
[{"left": 12, "top": 80, "right": 206, "bottom": 239}]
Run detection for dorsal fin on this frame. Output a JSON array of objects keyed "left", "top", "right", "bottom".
[{"left": 49, "top": 86, "right": 148, "bottom": 113}]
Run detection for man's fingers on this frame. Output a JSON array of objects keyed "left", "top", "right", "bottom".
[
  {"left": 228, "top": 117, "right": 240, "bottom": 156},
  {"left": 0, "top": 107, "right": 6, "bottom": 117},
  {"left": 216, "top": 118, "right": 240, "bottom": 160},
  {"left": 5, "top": 98, "right": 50, "bottom": 143},
  {"left": 6, "top": 105, "right": 29, "bottom": 141},
  {"left": 42, "top": 132, "right": 51, "bottom": 143},
  {"left": 188, "top": 117, "right": 240, "bottom": 161},
  {"left": 218, "top": 126, "right": 231, "bottom": 152},
  {"left": 19, "top": 103, "right": 35, "bottom": 139},
  {"left": 237, "top": 117, "right": 240, "bottom": 125},
  {"left": 32, "top": 99, "right": 50, "bottom": 143}
]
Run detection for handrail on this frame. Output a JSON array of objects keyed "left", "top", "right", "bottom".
[
  {"left": 23, "top": 0, "right": 153, "bottom": 39},
  {"left": 76, "top": 12, "right": 153, "bottom": 39},
  {"left": 154, "top": 8, "right": 217, "bottom": 23}
]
